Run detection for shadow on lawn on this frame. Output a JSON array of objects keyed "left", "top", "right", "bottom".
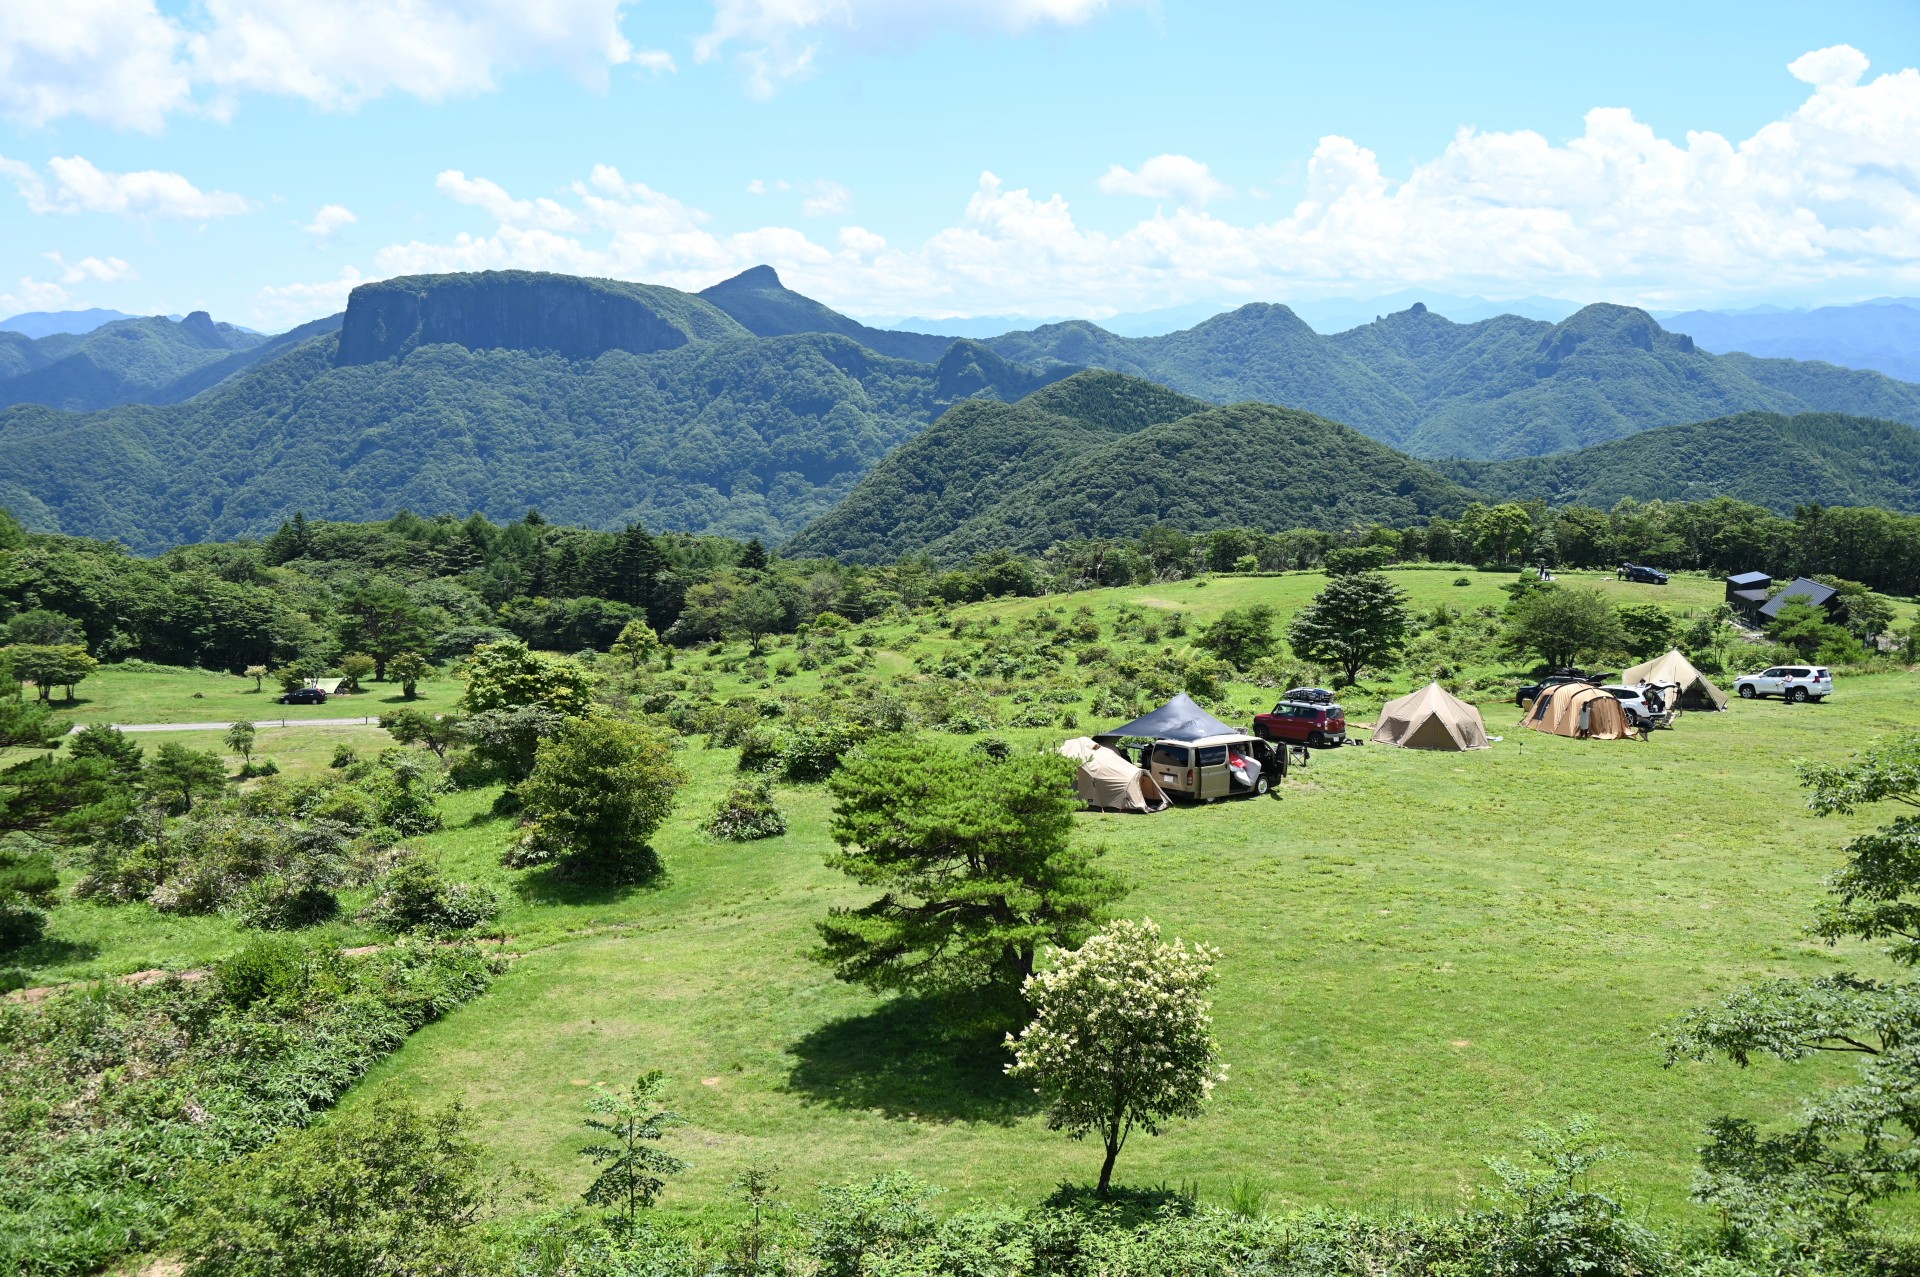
[
  {"left": 784, "top": 993, "right": 1042, "bottom": 1125},
  {"left": 510, "top": 864, "right": 665, "bottom": 909},
  {"left": 2, "top": 938, "right": 102, "bottom": 990}
]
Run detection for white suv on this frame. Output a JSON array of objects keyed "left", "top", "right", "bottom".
[
  {"left": 1601, "top": 685, "right": 1661, "bottom": 727},
  {"left": 1734, "top": 665, "right": 1833, "bottom": 703}
]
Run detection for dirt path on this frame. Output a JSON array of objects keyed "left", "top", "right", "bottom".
[{"left": 68, "top": 717, "right": 389, "bottom": 733}]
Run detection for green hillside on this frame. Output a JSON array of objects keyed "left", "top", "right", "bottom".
[
  {"left": 789, "top": 370, "right": 1473, "bottom": 561},
  {"left": 983, "top": 299, "right": 1920, "bottom": 459},
  {"left": 1449, "top": 410, "right": 1920, "bottom": 513},
  {"left": 0, "top": 312, "right": 267, "bottom": 412}
]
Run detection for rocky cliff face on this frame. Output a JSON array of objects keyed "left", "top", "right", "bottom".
[{"left": 336, "top": 271, "right": 703, "bottom": 365}]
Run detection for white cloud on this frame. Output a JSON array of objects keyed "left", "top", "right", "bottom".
[
  {"left": 1098, "top": 154, "right": 1229, "bottom": 206},
  {"left": 44, "top": 251, "right": 139, "bottom": 284},
  {"left": 260, "top": 46, "right": 1920, "bottom": 322},
  {"left": 802, "top": 181, "right": 851, "bottom": 217},
  {"left": 252, "top": 265, "right": 366, "bottom": 328},
  {"left": 0, "top": 155, "right": 250, "bottom": 219},
  {"left": 0, "top": 276, "right": 71, "bottom": 315},
  {"left": 0, "top": 0, "right": 669, "bottom": 129},
  {"left": 697, "top": 0, "right": 1131, "bottom": 97},
  {"left": 0, "top": 0, "right": 190, "bottom": 132},
  {"left": 303, "top": 203, "right": 358, "bottom": 243}
]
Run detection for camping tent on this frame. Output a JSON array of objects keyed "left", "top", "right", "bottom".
[
  {"left": 1523, "top": 684, "right": 1633, "bottom": 739},
  {"left": 1370, "top": 682, "right": 1490, "bottom": 750},
  {"left": 1096, "top": 693, "right": 1237, "bottom": 744},
  {"left": 1619, "top": 648, "right": 1728, "bottom": 710},
  {"left": 1059, "top": 738, "right": 1170, "bottom": 812}
]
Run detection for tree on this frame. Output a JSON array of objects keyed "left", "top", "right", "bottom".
[
  {"left": 336, "top": 579, "right": 433, "bottom": 681},
  {"left": 1461, "top": 502, "right": 1535, "bottom": 566},
  {"left": 66, "top": 723, "right": 144, "bottom": 784},
  {"left": 382, "top": 708, "right": 462, "bottom": 760},
  {"left": 512, "top": 717, "right": 685, "bottom": 881},
  {"left": 459, "top": 639, "right": 594, "bottom": 717},
  {"left": 338, "top": 652, "right": 376, "bottom": 693},
  {"left": 148, "top": 742, "right": 227, "bottom": 811},
  {"left": 1614, "top": 603, "right": 1678, "bottom": 660},
  {"left": 173, "top": 1093, "right": 508, "bottom": 1277},
  {"left": 9, "top": 644, "right": 95, "bottom": 702},
  {"left": 6, "top": 608, "right": 83, "bottom": 646},
  {"left": 0, "top": 752, "right": 131, "bottom": 839},
  {"left": 739, "top": 538, "right": 769, "bottom": 571},
  {"left": 580, "top": 1071, "right": 686, "bottom": 1229},
  {"left": 1666, "top": 734, "right": 1920, "bottom": 1241},
  {"left": 1503, "top": 586, "right": 1623, "bottom": 670},
  {"left": 726, "top": 586, "right": 787, "bottom": 654},
  {"left": 224, "top": 721, "right": 257, "bottom": 771},
  {"left": 0, "top": 700, "right": 59, "bottom": 749},
  {"left": 1197, "top": 604, "right": 1278, "bottom": 669},
  {"left": 608, "top": 618, "right": 663, "bottom": 673},
  {"left": 1006, "top": 918, "right": 1225, "bottom": 1194},
  {"left": 1766, "top": 598, "right": 1857, "bottom": 662},
  {"left": 244, "top": 663, "right": 269, "bottom": 692},
  {"left": 386, "top": 651, "right": 431, "bottom": 699},
  {"left": 818, "top": 736, "right": 1123, "bottom": 998},
  {"left": 1285, "top": 572, "right": 1410, "bottom": 685}
]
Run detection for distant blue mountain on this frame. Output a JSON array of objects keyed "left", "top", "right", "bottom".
[
  {"left": 0, "top": 308, "right": 144, "bottom": 338},
  {"left": 1659, "top": 300, "right": 1920, "bottom": 383}
]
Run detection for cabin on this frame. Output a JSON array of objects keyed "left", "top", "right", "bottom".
[
  {"left": 1757, "top": 576, "right": 1842, "bottom": 624},
  {"left": 1724, "top": 571, "right": 1772, "bottom": 623}
]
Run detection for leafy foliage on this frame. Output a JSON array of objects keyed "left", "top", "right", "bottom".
[
  {"left": 818, "top": 736, "right": 1123, "bottom": 998},
  {"left": 1504, "top": 586, "right": 1626, "bottom": 671},
  {"left": 512, "top": 717, "right": 686, "bottom": 882},
  {"left": 579, "top": 1071, "right": 687, "bottom": 1226},
  {"left": 1007, "top": 918, "right": 1225, "bottom": 1194},
  {"left": 1286, "top": 571, "right": 1411, "bottom": 685},
  {"left": 704, "top": 777, "right": 789, "bottom": 842}
]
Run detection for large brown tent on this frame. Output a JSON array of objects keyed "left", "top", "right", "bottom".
[
  {"left": 1370, "top": 682, "right": 1490, "bottom": 751},
  {"left": 1619, "top": 648, "right": 1728, "bottom": 710},
  {"left": 1059, "top": 738, "right": 1170, "bottom": 812},
  {"left": 1523, "top": 683, "right": 1633, "bottom": 739}
]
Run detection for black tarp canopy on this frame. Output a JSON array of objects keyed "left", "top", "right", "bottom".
[{"left": 1095, "top": 693, "right": 1238, "bottom": 743}]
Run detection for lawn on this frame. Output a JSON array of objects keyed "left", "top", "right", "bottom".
[
  {"left": 30, "top": 660, "right": 463, "bottom": 728},
  {"left": 12, "top": 567, "right": 1915, "bottom": 1223}
]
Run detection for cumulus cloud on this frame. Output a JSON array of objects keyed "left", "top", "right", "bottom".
[
  {"left": 302, "top": 203, "right": 358, "bottom": 244},
  {"left": 697, "top": 0, "right": 1131, "bottom": 97},
  {"left": 1098, "top": 155, "right": 1229, "bottom": 206},
  {"left": 802, "top": 181, "right": 852, "bottom": 217},
  {"left": 261, "top": 46, "right": 1920, "bottom": 321},
  {"left": 45, "top": 251, "right": 139, "bottom": 284},
  {"left": 0, "top": 276, "right": 71, "bottom": 315},
  {"left": 0, "top": 0, "right": 670, "bottom": 129},
  {"left": 0, "top": 0, "right": 191, "bottom": 132},
  {"left": 253, "top": 265, "right": 366, "bottom": 328},
  {"left": 0, "top": 154, "right": 251, "bottom": 219}
]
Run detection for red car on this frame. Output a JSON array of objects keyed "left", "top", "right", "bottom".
[{"left": 1252, "top": 699, "right": 1347, "bottom": 748}]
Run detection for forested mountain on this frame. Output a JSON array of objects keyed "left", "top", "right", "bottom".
[
  {"left": 0, "top": 312, "right": 269, "bottom": 412},
  {"left": 787, "top": 370, "right": 1474, "bottom": 562},
  {"left": 982, "top": 301, "right": 1920, "bottom": 459},
  {"left": 0, "top": 272, "right": 1062, "bottom": 553},
  {"left": 1448, "top": 411, "right": 1920, "bottom": 514},
  {"left": 699, "top": 265, "right": 960, "bottom": 362}
]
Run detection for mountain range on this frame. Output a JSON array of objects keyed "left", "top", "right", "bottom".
[{"left": 6, "top": 266, "right": 1920, "bottom": 556}]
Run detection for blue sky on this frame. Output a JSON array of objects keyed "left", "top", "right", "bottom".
[{"left": 3, "top": 0, "right": 1918, "bottom": 329}]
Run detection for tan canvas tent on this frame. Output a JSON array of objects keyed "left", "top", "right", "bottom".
[
  {"left": 1370, "top": 682, "right": 1490, "bottom": 750},
  {"left": 1523, "top": 683, "right": 1633, "bottom": 739},
  {"left": 1619, "top": 648, "right": 1728, "bottom": 710},
  {"left": 1059, "top": 738, "right": 1170, "bottom": 812}
]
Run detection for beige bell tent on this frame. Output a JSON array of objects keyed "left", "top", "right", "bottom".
[
  {"left": 1523, "top": 683, "right": 1633, "bottom": 740},
  {"left": 1059, "top": 738, "right": 1170, "bottom": 812},
  {"left": 1619, "top": 648, "right": 1728, "bottom": 710},
  {"left": 1370, "top": 682, "right": 1490, "bottom": 751}
]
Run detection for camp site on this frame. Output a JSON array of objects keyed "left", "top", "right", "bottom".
[{"left": 7, "top": 527, "right": 1920, "bottom": 1274}]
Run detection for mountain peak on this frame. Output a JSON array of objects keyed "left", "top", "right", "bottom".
[
  {"left": 1538, "top": 302, "right": 1696, "bottom": 361},
  {"left": 705, "top": 264, "right": 784, "bottom": 293}
]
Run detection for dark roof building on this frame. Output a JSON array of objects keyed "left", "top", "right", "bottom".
[
  {"left": 1758, "top": 576, "right": 1841, "bottom": 622},
  {"left": 1726, "top": 571, "right": 1773, "bottom": 619}
]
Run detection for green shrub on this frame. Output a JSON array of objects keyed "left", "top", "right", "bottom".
[
  {"left": 361, "top": 856, "right": 499, "bottom": 934},
  {"left": 704, "top": 778, "right": 789, "bottom": 841},
  {"left": 217, "top": 934, "right": 314, "bottom": 1007}
]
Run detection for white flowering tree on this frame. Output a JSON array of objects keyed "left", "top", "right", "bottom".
[{"left": 1005, "top": 917, "right": 1225, "bottom": 1194}]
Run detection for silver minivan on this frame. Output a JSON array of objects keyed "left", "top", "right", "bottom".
[{"left": 1733, "top": 665, "right": 1833, "bottom": 703}]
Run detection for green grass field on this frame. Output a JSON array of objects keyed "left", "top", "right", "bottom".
[{"left": 12, "top": 567, "right": 1916, "bottom": 1221}]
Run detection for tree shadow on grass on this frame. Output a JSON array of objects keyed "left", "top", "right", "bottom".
[
  {"left": 509, "top": 864, "right": 665, "bottom": 909},
  {"left": 1, "top": 938, "right": 102, "bottom": 991},
  {"left": 784, "top": 992, "right": 1043, "bottom": 1125}
]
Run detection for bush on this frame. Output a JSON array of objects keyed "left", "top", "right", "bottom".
[
  {"left": 704, "top": 778, "right": 789, "bottom": 841},
  {"left": 1454, "top": 576, "right": 1471, "bottom": 586},
  {"left": 511, "top": 717, "right": 686, "bottom": 882},
  {"left": 0, "top": 893, "right": 47, "bottom": 951},
  {"left": 360, "top": 856, "right": 499, "bottom": 934},
  {"left": 217, "top": 934, "right": 314, "bottom": 1007},
  {"left": 783, "top": 719, "right": 867, "bottom": 781},
  {"left": 228, "top": 874, "right": 339, "bottom": 930}
]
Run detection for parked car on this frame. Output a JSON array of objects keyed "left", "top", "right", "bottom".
[
  {"left": 1515, "top": 668, "right": 1605, "bottom": 707},
  {"left": 1617, "top": 562, "right": 1669, "bottom": 585},
  {"left": 1147, "top": 734, "right": 1286, "bottom": 800},
  {"left": 1600, "top": 684, "right": 1665, "bottom": 728},
  {"left": 1252, "top": 699, "right": 1347, "bottom": 748},
  {"left": 1284, "top": 687, "right": 1338, "bottom": 706},
  {"left": 277, "top": 686, "right": 328, "bottom": 705},
  {"left": 1734, "top": 665, "right": 1833, "bottom": 703}
]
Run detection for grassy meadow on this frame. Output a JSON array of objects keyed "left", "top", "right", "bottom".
[{"left": 11, "top": 566, "right": 1918, "bottom": 1221}]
